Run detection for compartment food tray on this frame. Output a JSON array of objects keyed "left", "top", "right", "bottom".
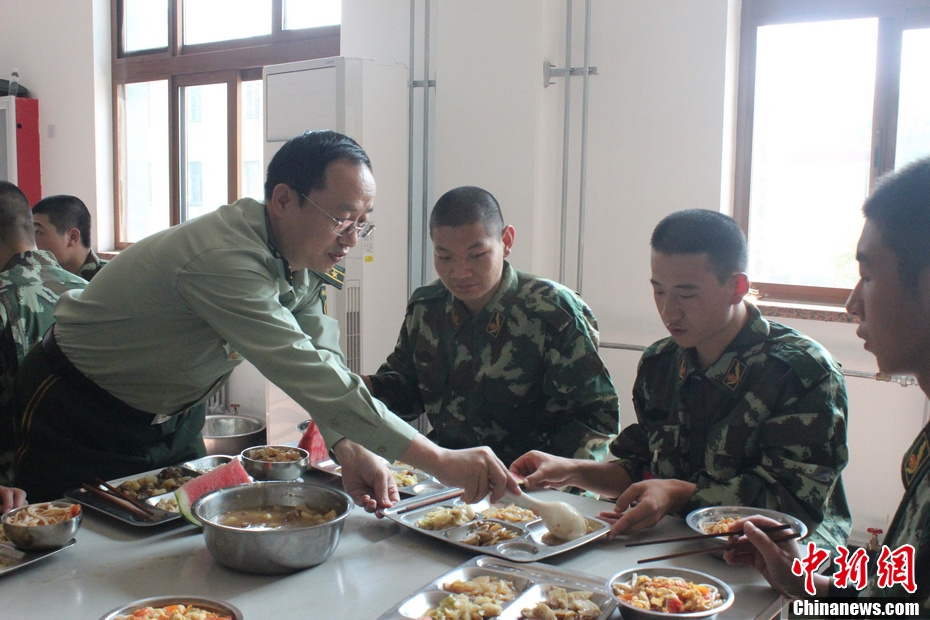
[
  {"left": 0, "top": 539, "right": 76, "bottom": 576},
  {"left": 383, "top": 492, "right": 610, "bottom": 562},
  {"left": 378, "top": 555, "right": 619, "bottom": 619}
]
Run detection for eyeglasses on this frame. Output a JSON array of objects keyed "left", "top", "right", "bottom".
[{"left": 296, "top": 189, "right": 376, "bottom": 239}]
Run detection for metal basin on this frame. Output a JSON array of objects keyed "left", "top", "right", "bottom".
[
  {"left": 202, "top": 414, "right": 266, "bottom": 456},
  {"left": 193, "top": 481, "right": 353, "bottom": 574}
]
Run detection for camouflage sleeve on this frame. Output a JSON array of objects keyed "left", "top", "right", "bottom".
[
  {"left": 608, "top": 361, "right": 653, "bottom": 479},
  {"left": 536, "top": 304, "right": 620, "bottom": 460},
  {"left": 367, "top": 310, "right": 425, "bottom": 421},
  {"left": 686, "top": 366, "right": 849, "bottom": 527}
]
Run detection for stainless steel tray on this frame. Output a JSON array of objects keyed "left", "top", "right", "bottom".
[
  {"left": 0, "top": 539, "right": 76, "bottom": 577},
  {"left": 383, "top": 492, "right": 610, "bottom": 562},
  {"left": 377, "top": 555, "right": 619, "bottom": 619},
  {"left": 63, "top": 466, "right": 202, "bottom": 527},
  {"left": 308, "top": 459, "right": 449, "bottom": 496}
]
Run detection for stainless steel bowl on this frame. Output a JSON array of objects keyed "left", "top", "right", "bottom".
[
  {"left": 607, "top": 567, "right": 734, "bottom": 620},
  {"left": 181, "top": 454, "right": 233, "bottom": 474},
  {"left": 193, "top": 481, "right": 353, "bottom": 574},
  {"left": 99, "top": 596, "right": 243, "bottom": 620},
  {"left": 2, "top": 501, "right": 83, "bottom": 550},
  {"left": 202, "top": 414, "right": 266, "bottom": 456},
  {"left": 240, "top": 445, "right": 310, "bottom": 481}
]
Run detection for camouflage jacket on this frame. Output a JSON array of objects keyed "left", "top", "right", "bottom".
[
  {"left": 610, "top": 303, "right": 851, "bottom": 548},
  {"left": 368, "top": 263, "right": 620, "bottom": 465},
  {"left": 78, "top": 249, "right": 108, "bottom": 281},
  {"left": 855, "top": 422, "right": 930, "bottom": 600},
  {"left": 0, "top": 250, "right": 87, "bottom": 412}
]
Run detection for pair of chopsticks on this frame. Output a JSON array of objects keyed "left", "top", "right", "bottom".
[
  {"left": 81, "top": 478, "right": 158, "bottom": 521},
  {"left": 629, "top": 523, "right": 800, "bottom": 564}
]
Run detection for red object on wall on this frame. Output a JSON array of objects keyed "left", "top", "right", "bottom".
[{"left": 14, "top": 97, "right": 41, "bottom": 205}]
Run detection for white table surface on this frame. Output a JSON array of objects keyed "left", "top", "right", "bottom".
[{"left": 1, "top": 473, "right": 786, "bottom": 619}]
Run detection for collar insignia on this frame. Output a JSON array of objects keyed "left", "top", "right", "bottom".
[
  {"left": 451, "top": 303, "right": 460, "bottom": 329},
  {"left": 317, "top": 264, "right": 346, "bottom": 290},
  {"left": 722, "top": 359, "right": 746, "bottom": 391},
  {"left": 678, "top": 356, "right": 687, "bottom": 381},
  {"left": 904, "top": 430, "right": 930, "bottom": 489},
  {"left": 486, "top": 310, "right": 505, "bottom": 338}
]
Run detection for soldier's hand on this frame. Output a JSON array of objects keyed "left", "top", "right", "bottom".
[
  {"left": 510, "top": 450, "right": 575, "bottom": 490},
  {"left": 598, "top": 478, "right": 695, "bottom": 538},
  {"left": 0, "top": 485, "right": 27, "bottom": 515},
  {"left": 723, "top": 517, "right": 815, "bottom": 598}
]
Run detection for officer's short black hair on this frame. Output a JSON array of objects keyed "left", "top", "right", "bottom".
[
  {"left": 32, "top": 194, "right": 92, "bottom": 248},
  {"left": 863, "top": 156, "right": 930, "bottom": 296},
  {"left": 0, "top": 180, "right": 33, "bottom": 245},
  {"left": 264, "top": 130, "right": 371, "bottom": 202},
  {"left": 429, "top": 186, "right": 504, "bottom": 237},
  {"left": 651, "top": 209, "right": 748, "bottom": 284}
]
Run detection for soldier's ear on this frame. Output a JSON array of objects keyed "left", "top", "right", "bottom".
[
  {"left": 66, "top": 227, "right": 81, "bottom": 247},
  {"left": 730, "top": 273, "right": 750, "bottom": 304},
  {"left": 501, "top": 225, "right": 515, "bottom": 258}
]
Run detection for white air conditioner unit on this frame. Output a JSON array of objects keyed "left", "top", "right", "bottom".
[{"left": 259, "top": 57, "right": 410, "bottom": 442}]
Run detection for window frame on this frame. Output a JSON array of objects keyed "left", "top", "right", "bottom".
[
  {"left": 734, "top": 0, "right": 930, "bottom": 306},
  {"left": 110, "top": 0, "right": 340, "bottom": 248}
]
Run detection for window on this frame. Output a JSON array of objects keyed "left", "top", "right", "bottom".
[
  {"left": 735, "top": 0, "right": 930, "bottom": 305},
  {"left": 112, "top": 0, "right": 341, "bottom": 248}
]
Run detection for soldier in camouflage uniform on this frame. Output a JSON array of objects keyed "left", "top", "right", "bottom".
[
  {"left": 726, "top": 156, "right": 930, "bottom": 605},
  {"left": 0, "top": 181, "right": 86, "bottom": 499},
  {"left": 365, "top": 186, "right": 619, "bottom": 466},
  {"left": 513, "top": 209, "right": 851, "bottom": 549},
  {"left": 32, "top": 194, "right": 108, "bottom": 281}
]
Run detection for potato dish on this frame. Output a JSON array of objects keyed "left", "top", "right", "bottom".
[
  {"left": 424, "top": 575, "right": 521, "bottom": 619},
  {"left": 611, "top": 574, "right": 724, "bottom": 613},
  {"left": 520, "top": 587, "right": 601, "bottom": 619},
  {"left": 117, "top": 467, "right": 195, "bottom": 501},
  {"left": 245, "top": 446, "right": 304, "bottom": 462},
  {"left": 391, "top": 469, "right": 420, "bottom": 487},
  {"left": 482, "top": 503, "right": 537, "bottom": 523},
  {"left": 416, "top": 504, "right": 477, "bottom": 530},
  {"left": 700, "top": 517, "right": 738, "bottom": 535}
]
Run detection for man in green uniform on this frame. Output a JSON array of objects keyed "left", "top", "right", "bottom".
[
  {"left": 364, "top": 186, "right": 619, "bottom": 465},
  {"left": 12, "top": 131, "right": 518, "bottom": 509},
  {"left": 32, "top": 194, "right": 108, "bottom": 280},
  {"left": 726, "top": 156, "right": 930, "bottom": 605},
  {"left": 512, "top": 209, "right": 851, "bottom": 549},
  {"left": 0, "top": 181, "right": 86, "bottom": 504}
]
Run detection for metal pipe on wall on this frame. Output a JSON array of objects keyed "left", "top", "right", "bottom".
[
  {"left": 576, "top": 0, "right": 593, "bottom": 293},
  {"left": 558, "top": 0, "right": 574, "bottom": 285}
]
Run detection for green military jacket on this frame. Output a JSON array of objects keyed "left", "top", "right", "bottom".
[
  {"left": 611, "top": 303, "right": 851, "bottom": 549},
  {"left": 78, "top": 249, "right": 107, "bottom": 281},
  {"left": 0, "top": 250, "right": 87, "bottom": 403},
  {"left": 369, "top": 263, "right": 620, "bottom": 465}
]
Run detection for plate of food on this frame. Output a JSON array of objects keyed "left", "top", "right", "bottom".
[
  {"left": 99, "top": 595, "right": 243, "bottom": 620},
  {"left": 685, "top": 506, "right": 808, "bottom": 544},
  {"left": 378, "top": 555, "right": 616, "bottom": 620},
  {"left": 382, "top": 492, "right": 609, "bottom": 563},
  {"left": 607, "top": 566, "right": 734, "bottom": 619},
  {"left": 64, "top": 465, "right": 202, "bottom": 526}
]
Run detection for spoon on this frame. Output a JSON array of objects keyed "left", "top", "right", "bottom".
[{"left": 500, "top": 489, "right": 588, "bottom": 541}]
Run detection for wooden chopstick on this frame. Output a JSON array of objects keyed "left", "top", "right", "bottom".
[
  {"left": 81, "top": 482, "right": 158, "bottom": 521},
  {"left": 637, "top": 530, "right": 803, "bottom": 564},
  {"left": 93, "top": 477, "right": 157, "bottom": 516},
  {"left": 626, "top": 523, "right": 793, "bottom": 547}
]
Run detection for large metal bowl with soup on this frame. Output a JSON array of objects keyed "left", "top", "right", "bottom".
[
  {"left": 2, "top": 501, "right": 83, "bottom": 550},
  {"left": 193, "top": 481, "right": 353, "bottom": 574}
]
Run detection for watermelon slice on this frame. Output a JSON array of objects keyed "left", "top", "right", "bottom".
[
  {"left": 298, "top": 419, "right": 329, "bottom": 463},
  {"left": 175, "top": 457, "right": 252, "bottom": 526}
]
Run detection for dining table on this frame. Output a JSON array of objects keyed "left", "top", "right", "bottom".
[{"left": 1, "top": 469, "right": 787, "bottom": 619}]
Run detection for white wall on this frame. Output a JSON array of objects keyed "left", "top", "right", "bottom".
[{"left": 0, "top": 0, "right": 113, "bottom": 250}]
